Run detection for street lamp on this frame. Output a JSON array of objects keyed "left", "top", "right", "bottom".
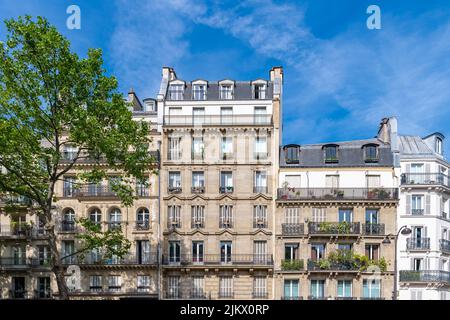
[{"left": 382, "top": 225, "right": 412, "bottom": 300}]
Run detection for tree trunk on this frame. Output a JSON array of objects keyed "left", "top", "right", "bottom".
[{"left": 47, "top": 218, "right": 70, "bottom": 300}]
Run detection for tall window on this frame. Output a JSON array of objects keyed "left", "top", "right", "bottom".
[
  {"left": 253, "top": 84, "right": 266, "bottom": 99},
  {"left": 254, "top": 171, "right": 267, "bottom": 193},
  {"left": 284, "top": 175, "right": 301, "bottom": 188},
  {"left": 220, "top": 107, "right": 233, "bottom": 124},
  {"left": 192, "top": 84, "right": 207, "bottom": 100},
  {"left": 221, "top": 137, "right": 233, "bottom": 159},
  {"left": 109, "top": 208, "right": 122, "bottom": 231},
  {"left": 365, "top": 209, "right": 380, "bottom": 234},
  {"left": 312, "top": 208, "right": 326, "bottom": 222},
  {"left": 169, "top": 84, "right": 184, "bottom": 100},
  {"left": 220, "top": 241, "right": 232, "bottom": 263},
  {"left": 168, "top": 241, "right": 181, "bottom": 264},
  {"left": 136, "top": 240, "right": 151, "bottom": 264},
  {"left": 411, "top": 195, "right": 424, "bottom": 215},
  {"left": 137, "top": 276, "right": 151, "bottom": 293},
  {"left": 38, "top": 246, "right": 49, "bottom": 265},
  {"left": 62, "top": 241, "right": 75, "bottom": 264},
  {"left": 108, "top": 176, "right": 121, "bottom": 193},
  {"left": 62, "top": 208, "right": 75, "bottom": 232},
  {"left": 284, "top": 280, "right": 299, "bottom": 300},
  {"left": 89, "top": 275, "right": 102, "bottom": 292},
  {"left": 366, "top": 175, "right": 381, "bottom": 188},
  {"left": 191, "top": 206, "right": 205, "bottom": 228},
  {"left": 136, "top": 177, "right": 150, "bottom": 197},
  {"left": 220, "top": 171, "right": 233, "bottom": 193},
  {"left": 436, "top": 137, "right": 443, "bottom": 154},
  {"left": 363, "top": 279, "right": 381, "bottom": 299},
  {"left": 338, "top": 208, "right": 353, "bottom": 223},
  {"left": 324, "top": 145, "right": 339, "bottom": 163},
  {"left": 168, "top": 172, "right": 182, "bottom": 193},
  {"left": 325, "top": 175, "right": 339, "bottom": 189},
  {"left": 89, "top": 208, "right": 102, "bottom": 225},
  {"left": 219, "top": 277, "right": 233, "bottom": 298},
  {"left": 192, "top": 241, "right": 204, "bottom": 264},
  {"left": 253, "top": 205, "right": 268, "bottom": 228},
  {"left": 168, "top": 137, "right": 181, "bottom": 160},
  {"left": 365, "top": 244, "right": 379, "bottom": 261},
  {"left": 63, "top": 176, "right": 76, "bottom": 197},
  {"left": 168, "top": 205, "right": 181, "bottom": 228},
  {"left": 168, "top": 276, "right": 180, "bottom": 298},
  {"left": 254, "top": 137, "right": 268, "bottom": 159},
  {"left": 311, "top": 244, "right": 325, "bottom": 261},
  {"left": 219, "top": 205, "right": 233, "bottom": 228},
  {"left": 284, "top": 243, "right": 299, "bottom": 260},
  {"left": 253, "top": 241, "right": 267, "bottom": 264},
  {"left": 285, "top": 208, "right": 300, "bottom": 224},
  {"left": 192, "top": 276, "right": 205, "bottom": 298},
  {"left": 63, "top": 145, "right": 78, "bottom": 160},
  {"left": 310, "top": 280, "right": 325, "bottom": 299},
  {"left": 220, "top": 85, "right": 233, "bottom": 100},
  {"left": 108, "top": 275, "right": 121, "bottom": 292},
  {"left": 136, "top": 208, "right": 150, "bottom": 230},
  {"left": 192, "top": 107, "right": 205, "bottom": 125},
  {"left": 254, "top": 106, "right": 267, "bottom": 124},
  {"left": 337, "top": 280, "right": 352, "bottom": 298},
  {"left": 253, "top": 276, "right": 267, "bottom": 298},
  {"left": 191, "top": 171, "right": 205, "bottom": 193},
  {"left": 192, "top": 137, "right": 204, "bottom": 160}
]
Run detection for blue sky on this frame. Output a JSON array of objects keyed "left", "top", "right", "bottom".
[{"left": 1, "top": 0, "right": 450, "bottom": 155}]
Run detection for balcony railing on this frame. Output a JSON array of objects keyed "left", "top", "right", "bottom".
[
  {"left": 253, "top": 219, "right": 267, "bottom": 229},
  {"left": 0, "top": 194, "right": 33, "bottom": 206},
  {"left": 401, "top": 173, "right": 450, "bottom": 187},
  {"left": 281, "top": 259, "right": 304, "bottom": 271},
  {"left": 399, "top": 270, "right": 450, "bottom": 284},
  {"left": 191, "top": 186, "right": 205, "bottom": 194},
  {"left": 62, "top": 253, "right": 158, "bottom": 265},
  {"left": 34, "top": 289, "right": 52, "bottom": 299},
  {"left": 219, "top": 219, "right": 233, "bottom": 229},
  {"left": 308, "top": 222, "right": 360, "bottom": 235},
  {"left": 362, "top": 223, "right": 385, "bottom": 235},
  {"left": 252, "top": 292, "right": 268, "bottom": 299},
  {"left": 60, "top": 221, "right": 76, "bottom": 232},
  {"left": 406, "top": 237, "right": 431, "bottom": 250},
  {"left": 164, "top": 115, "right": 272, "bottom": 126},
  {"left": 307, "top": 295, "right": 327, "bottom": 300},
  {"left": 335, "top": 297, "right": 357, "bottom": 300},
  {"left": 281, "top": 296, "right": 303, "bottom": 300},
  {"left": 411, "top": 209, "right": 424, "bottom": 215},
  {"left": 191, "top": 219, "right": 205, "bottom": 229},
  {"left": 9, "top": 290, "right": 28, "bottom": 299},
  {"left": 0, "top": 225, "right": 47, "bottom": 238},
  {"left": 439, "top": 239, "right": 450, "bottom": 254},
  {"left": 107, "top": 222, "right": 122, "bottom": 231},
  {"left": 282, "top": 223, "right": 304, "bottom": 236},
  {"left": 135, "top": 221, "right": 150, "bottom": 231},
  {"left": 253, "top": 186, "right": 268, "bottom": 194},
  {"left": 254, "top": 152, "right": 268, "bottom": 160},
  {"left": 66, "top": 186, "right": 118, "bottom": 198},
  {"left": 168, "top": 187, "right": 182, "bottom": 194},
  {"left": 1, "top": 257, "right": 52, "bottom": 269},
  {"left": 189, "top": 290, "right": 209, "bottom": 299},
  {"left": 219, "top": 186, "right": 234, "bottom": 194},
  {"left": 277, "top": 188, "right": 398, "bottom": 201},
  {"left": 218, "top": 291, "right": 234, "bottom": 298},
  {"left": 307, "top": 259, "right": 360, "bottom": 272},
  {"left": 162, "top": 254, "right": 273, "bottom": 266}
]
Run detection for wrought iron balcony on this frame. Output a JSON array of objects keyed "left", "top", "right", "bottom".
[
  {"left": 277, "top": 188, "right": 398, "bottom": 201},
  {"left": 401, "top": 173, "right": 450, "bottom": 187},
  {"left": 281, "top": 296, "right": 303, "bottom": 300},
  {"left": 168, "top": 187, "right": 182, "bottom": 194},
  {"left": 399, "top": 270, "right": 450, "bottom": 284},
  {"left": 164, "top": 115, "right": 272, "bottom": 126},
  {"left": 62, "top": 253, "right": 158, "bottom": 266},
  {"left": 0, "top": 224, "right": 49, "bottom": 238},
  {"left": 191, "top": 219, "right": 205, "bottom": 229},
  {"left": 411, "top": 209, "right": 424, "bottom": 215},
  {"left": 219, "top": 186, "right": 234, "bottom": 194},
  {"left": 191, "top": 186, "right": 205, "bottom": 194},
  {"left": 66, "top": 186, "right": 118, "bottom": 198},
  {"left": 307, "top": 259, "right": 360, "bottom": 272},
  {"left": 362, "top": 223, "right": 385, "bottom": 235},
  {"left": 281, "top": 259, "right": 304, "bottom": 271},
  {"left": 9, "top": 290, "right": 28, "bottom": 299},
  {"left": 0, "top": 257, "right": 29, "bottom": 268},
  {"left": 0, "top": 194, "right": 33, "bottom": 207},
  {"left": 34, "top": 289, "right": 52, "bottom": 299},
  {"left": 406, "top": 237, "right": 430, "bottom": 250},
  {"left": 107, "top": 222, "right": 123, "bottom": 231},
  {"left": 162, "top": 254, "right": 273, "bottom": 266},
  {"left": 135, "top": 221, "right": 150, "bottom": 230},
  {"left": 164, "top": 291, "right": 182, "bottom": 299},
  {"left": 335, "top": 297, "right": 357, "bottom": 300},
  {"left": 253, "top": 219, "right": 267, "bottom": 229},
  {"left": 307, "top": 295, "right": 327, "bottom": 300},
  {"left": 253, "top": 186, "right": 268, "bottom": 194},
  {"left": 60, "top": 220, "right": 76, "bottom": 232},
  {"left": 218, "top": 291, "right": 234, "bottom": 298},
  {"left": 252, "top": 292, "right": 268, "bottom": 299},
  {"left": 282, "top": 223, "right": 304, "bottom": 236},
  {"left": 440, "top": 239, "right": 450, "bottom": 254},
  {"left": 189, "top": 290, "right": 208, "bottom": 299},
  {"left": 308, "top": 222, "right": 360, "bottom": 235}
]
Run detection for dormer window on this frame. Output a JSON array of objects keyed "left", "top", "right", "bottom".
[
  {"left": 284, "top": 145, "right": 300, "bottom": 164},
  {"left": 324, "top": 145, "right": 339, "bottom": 163},
  {"left": 220, "top": 84, "right": 233, "bottom": 100},
  {"left": 363, "top": 144, "right": 379, "bottom": 162},
  {"left": 436, "top": 137, "right": 443, "bottom": 154},
  {"left": 168, "top": 84, "right": 184, "bottom": 100},
  {"left": 192, "top": 83, "right": 207, "bottom": 100}
]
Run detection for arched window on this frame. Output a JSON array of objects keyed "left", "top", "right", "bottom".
[
  {"left": 89, "top": 208, "right": 102, "bottom": 225},
  {"left": 62, "top": 208, "right": 75, "bottom": 232},
  {"left": 136, "top": 208, "right": 150, "bottom": 230},
  {"left": 109, "top": 208, "right": 122, "bottom": 231}
]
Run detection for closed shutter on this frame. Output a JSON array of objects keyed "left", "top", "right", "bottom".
[
  {"left": 405, "top": 163, "right": 411, "bottom": 174},
  {"left": 425, "top": 195, "right": 431, "bottom": 215},
  {"left": 440, "top": 197, "right": 444, "bottom": 215},
  {"left": 410, "top": 258, "right": 414, "bottom": 270},
  {"left": 406, "top": 195, "right": 411, "bottom": 215},
  {"left": 425, "top": 163, "right": 431, "bottom": 182}
]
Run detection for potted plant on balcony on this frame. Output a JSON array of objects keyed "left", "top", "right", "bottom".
[{"left": 280, "top": 181, "right": 289, "bottom": 200}]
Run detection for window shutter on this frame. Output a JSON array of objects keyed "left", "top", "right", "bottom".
[
  {"left": 425, "top": 195, "right": 431, "bottom": 215},
  {"left": 425, "top": 163, "right": 431, "bottom": 182},
  {"left": 410, "top": 258, "right": 414, "bottom": 270},
  {"left": 405, "top": 164, "right": 411, "bottom": 174},
  {"left": 411, "top": 290, "right": 416, "bottom": 300},
  {"left": 406, "top": 195, "right": 411, "bottom": 215},
  {"left": 440, "top": 197, "right": 444, "bottom": 215}
]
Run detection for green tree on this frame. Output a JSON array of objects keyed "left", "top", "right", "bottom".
[{"left": 0, "top": 16, "right": 156, "bottom": 299}]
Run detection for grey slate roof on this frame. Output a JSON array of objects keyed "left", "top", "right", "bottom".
[
  {"left": 165, "top": 81, "right": 274, "bottom": 101},
  {"left": 280, "top": 138, "right": 394, "bottom": 168},
  {"left": 399, "top": 135, "right": 435, "bottom": 155}
]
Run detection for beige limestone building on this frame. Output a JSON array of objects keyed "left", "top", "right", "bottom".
[{"left": 156, "top": 67, "right": 283, "bottom": 299}]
